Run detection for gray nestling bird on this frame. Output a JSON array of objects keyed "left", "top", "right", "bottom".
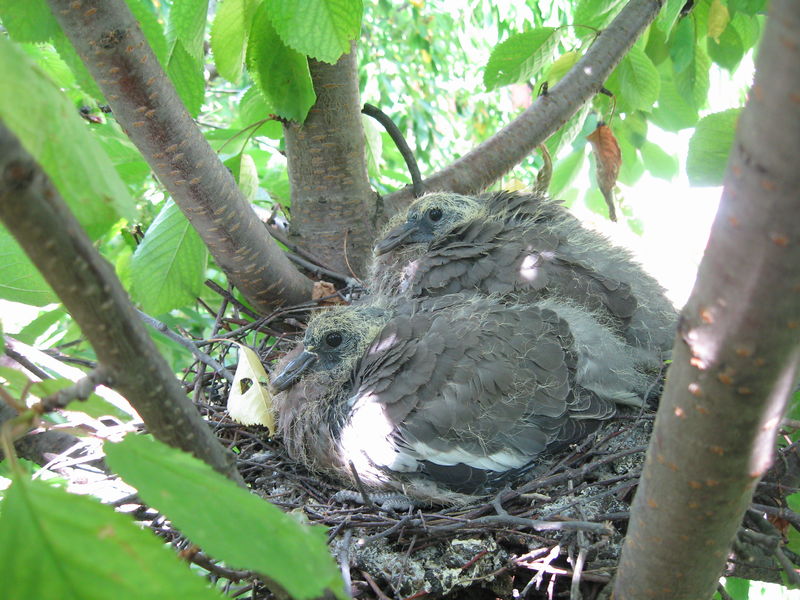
[
  {"left": 370, "top": 190, "right": 678, "bottom": 367},
  {"left": 271, "top": 293, "right": 645, "bottom": 503}
]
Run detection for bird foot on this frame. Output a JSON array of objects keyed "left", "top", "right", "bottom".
[{"left": 332, "top": 489, "right": 420, "bottom": 511}]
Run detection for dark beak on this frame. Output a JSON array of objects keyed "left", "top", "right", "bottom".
[
  {"left": 271, "top": 350, "right": 318, "bottom": 391},
  {"left": 374, "top": 223, "right": 419, "bottom": 255}
]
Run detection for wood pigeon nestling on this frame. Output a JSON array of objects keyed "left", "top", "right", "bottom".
[
  {"left": 271, "top": 293, "right": 647, "bottom": 503},
  {"left": 370, "top": 190, "right": 678, "bottom": 369}
]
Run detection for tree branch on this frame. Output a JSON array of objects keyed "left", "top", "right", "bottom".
[
  {"left": 615, "top": 1, "right": 800, "bottom": 597},
  {"left": 0, "top": 122, "right": 244, "bottom": 485},
  {"left": 46, "top": 0, "right": 314, "bottom": 312},
  {"left": 382, "top": 0, "right": 664, "bottom": 213}
]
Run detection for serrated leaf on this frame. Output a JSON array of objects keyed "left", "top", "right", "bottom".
[
  {"left": 0, "top": 475, "right": 224, "bottom": 600},
  {"left": 211, "top": 0, "right": 256, "bottom": 82},
  {"left": 483, "top": 28, "right": 562, "bottom": 91},
  {"left": 687, "top": 108, "right": 741, "bottom": 186},
  {"left": 640, "top": 140, "right": 679, "bottom": 180},
  {"left": 707, "top": 0, "right": 730, "bottom": 42},
  {"left": 246, "top": 4, "right": 316, "bottom": 122},
  {"left": 0, "top": 0, "right": 59, "bottom": 43},
  {"left": 675, "top": 44, "right": 711, "bottom": 112},
  {"left": 265, "top": 0, "right": 363, "bottom": 64},
  {"left": 105, "top": 434, "right": 347, "bottom": 600},
  {"left": 0, "top": 38, "right": 136, "bottom": 236},
  {"left": 131, "top": 201, "right": 208, "bottom": 315},
  {"left": 167, "top": 40, "right": 206, "bottom": 117},
  {"left": 650, "top": 62, "right": 698, "bottom": 131},
  {"left": 226, "top": 341, "right": 275, "bottom": 432},
  {"left": 616, "top": 46, "right": 660, "bottom": 111},
  {"left": 549, "top": 149, "right": 585, "bottom": 198},
  {"left": 546, "top": 51, "right": 581, "bottom": 87},
  {"left": 0, "top": 227, "right": 58, "bottom": 306},
  {"left": 167, "top": 0, "right": 209, "bottom": 62}
]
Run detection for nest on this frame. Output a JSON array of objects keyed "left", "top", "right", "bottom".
[{"left": 175, "top": 290, "right": 799, "bottom": 599}]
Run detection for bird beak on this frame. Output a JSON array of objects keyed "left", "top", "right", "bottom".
[
  {"left": 374, "top": 222, "right": 419, "bottom": 255},
  {"left": 271, "top": 350, "right": 318, "bottom": 391}
]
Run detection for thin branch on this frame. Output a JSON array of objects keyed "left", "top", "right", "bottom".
[
  {"left": 136, "top": 309, "right": 234, "bottom": 383},
  {"left": 382, "top": 0, "right": 664, "bottom": 212},
  {"left": 362, "top": 103, "right": 423, "bottom": 198}
]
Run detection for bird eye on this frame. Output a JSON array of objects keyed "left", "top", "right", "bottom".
[
  {"left": 325, "top": 332, "right": 343, "bottom": 348},
  {"left": 428, "top": 207, "right": 443, "bottom": 222}
]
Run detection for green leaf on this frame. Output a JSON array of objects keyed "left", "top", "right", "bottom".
[
  {"left": 655, "top": 0, "right": 686, "bottom": 35},
  {"left": 545, "top": 51, "right": 581, "bottom": 87},
  {"left": 238, "top": 153, "right": 260, "bottom": 202},
  {"left": 730, "top": 12, "right": 762, "bottom": 51},
  {"left": 0, "top": 0, "right": 59, "bottom": 43},
  {"left": 362, "top": 114, "right": 383, "bottom": 179},
  {"left": 238, "top": 86, "right": 284, "bottom": 138},
  {"left": 0, "top": 475, "right": 224, "bottom": 600},
  {"left": 728, "top": 0, "right": 767, "bottom": 15},
  {"left": 707, "top": 17, "right": 745, "bottom": 71},
  {"left": 246, "top": 4, "right": 316, "bottom": 122},
  {"left": 545, "top": 103, "right": 591, "bottom": 156},
  {"left": 0, "top": 227, "right": 58, "bottom": 306},
  {"left": 687, "top": 109, "right": 741, "bottom": 186},
  {"left": 483, "top": 28, "right": 562, "bottom": 91},
  {"left": 615, "top": 46, "right": 660, "bottom": 111},
  {"left": 669, "top": 17, "right": 696, "bottom": 73},
  {"left": 650, "top": 62, "right": 698, "bottom": 131},
  {"left": 574, "top": 0, "right": 626, "bottom": 30},
  {"left": 265, "top": 0, "right": 363, "bottom": 64},
  {"left": 549, "top": 149, "right": 585, "bottom": 198},
  {"left": 723, "top": 577, "right": 751, "bottom": 600},
  {"left": 51, "top": 30, "right": 106, "bottom": 100},
  {"left": 105, "top": 434, "right": 347, "bottom": 600},
  {"left": 674, "top": 44, "right": 711, "bottom": 112},
  {"left": 0, "top": 38, "right": 136, "bottom": 237},
  {"left": 644, "top": 25, "right": 670, "bottom": 65},
  {"left": 167, "top": 40, "right": 206, "bottom": 117},
  {"left": 616, "top": 133, "right": 645, "bottom": 186},
  {"left": 617, "top": 112, "right": 648, "bottom": 148},
  {"left": 167, "top": 0, "right": 209, "bottom": 62},
  {"left": 131, "top": 201, "right": 208, "bottom": 315},
  {"left": 14, "top": 305, "right": 66, "bottom": 345},
  {"left": 640, "top": 140, "right": 679, "bottom": 180},
  {"left": 211, "top": 0, "right": 256, "bottom": 82}
]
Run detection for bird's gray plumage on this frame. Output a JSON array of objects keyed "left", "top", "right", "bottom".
[
  {"left": 272, "top": 293, "right": 641, "bottom": 503},
  {"left": 370, "top": 190, "right": 678, "bottom": 367}
]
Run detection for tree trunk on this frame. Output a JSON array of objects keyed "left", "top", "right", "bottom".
[
  {"left": 284, "top": 46, "right": 378, "bottom": 277},
  {"left": 614, "top": 1, "right": 800, "bottom": 597}
]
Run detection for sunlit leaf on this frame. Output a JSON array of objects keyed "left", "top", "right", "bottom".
[
  {"left": 687, "top": 108, "right": 741, "bottom": 186},
  {"left": 131, "top": 201, "right": 208, "bottom": 315},
  {"left": 246, "top": 4, "right": 316, "bottom": 122},
  {"left": 211, "top": 0, "right": 257, "bottom": 82},
  {"left": 0, "top": 475, "right": 224, "bottom": 600},
  {"left": 483, "top": 28, "right": 562, "bottom": 90},
  {"left": 105, "top": 435, "right": 347, "bottom": 600},
  {"left": 265, "top": 0, "right": 364, "bottom": 64}
]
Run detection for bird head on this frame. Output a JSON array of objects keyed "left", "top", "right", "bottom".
[
  {"left": 271, "top": 303, "right": 391, "bottom": 391},
  {"left": 373, "top": 192, "right": 484, "bottom": 255}
]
